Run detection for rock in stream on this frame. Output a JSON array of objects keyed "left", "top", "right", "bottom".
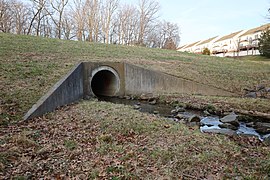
[{"left": 220, "top": 112, "right": 240, "bottom": 127}]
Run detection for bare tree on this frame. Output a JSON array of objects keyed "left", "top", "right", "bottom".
[
  {"left": 9, "top": 0, "right": 31, "bottom": 35},
  {"left": 146, "top": 20, "right": 180, "bottom": 48},
  {"left": 137, "top": 0, "right": 160, "bottom": 45},
  {"left": 27, "top": 0, "right": 48, "bottom": 36},
  {"left": 49, "top": 0, "right": 69, "bottom": 39},
  {"left": 0, "top": 0, "right": 13, "bottom": 33},
  {"left": 62, "top": 11, "right": 76, "bottom": 39},
  {"left": 85, "top": 0, "right": 100, "bottom": 42},
  {"left": 41, "top": 14, "right": 53, "bottom": 37},
  {"left": 0, "top": 0, "right": 180, "bottom": 49},
  {"left": 70, "top": 0, "right": 87, "bottom": 41},
  {"left": 115, "top": 4, "right": 139, "bottom": 45},
  {"left": 145, "top": 23, "right": 160, "bottom": 48},
  {"left": 160, "top": 21, "right": 180, "bottom": 48},
  {"left": 101, "top": 0, "right": 118, "bottom": 44}
]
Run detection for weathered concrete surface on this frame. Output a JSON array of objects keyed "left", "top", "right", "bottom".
[
  {"left": 83, "top": 62, "right": 125, "bottom": 97},
  {"left": 124, "top": 63, "right": 235, "bottom": 96},
  {"left": 91, "top": 67, "right": 120, "bottom": 96},
  {"left": 23, "top": 63, "right": 84, "bottom": 120},
  {"left": 24, "top": 62, "right": 236, "bottom": 120}
]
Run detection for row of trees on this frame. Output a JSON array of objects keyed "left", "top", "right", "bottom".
[{"left": 0, "top": 0, "right": 180, "bottom": 49}]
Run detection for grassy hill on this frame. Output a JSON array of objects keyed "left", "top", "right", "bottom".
[
  {"left": 1, "top": 32, "right": 270, "bottom": 121},
  {"left": 0, "top": 33, "right": 270, "bottom": 179}
]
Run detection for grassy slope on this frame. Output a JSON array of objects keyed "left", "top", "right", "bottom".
[
  {"left": 0, "top": 33, "right": 270, "bottom": 178},
  {"left": 1, "top": 33, "right": 269, "bottom": 94},
  {"left": 1, "top": 33, "right": 270, "bottom": 121}
]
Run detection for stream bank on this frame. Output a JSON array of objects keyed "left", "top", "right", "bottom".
[{"left": 97, "top": 95, "right": 270, "bottom": 143}]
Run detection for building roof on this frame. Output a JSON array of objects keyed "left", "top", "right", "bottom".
[
  {"left": 177, "top": 45, "right": 186, "bottom": 50},
  {"left": 184, "top": 41, "right": 201, "bottom": 48},
  {"left": 196, "top": 36, "right": 218, "bottom": 46},
  {"left": 240, "top": 23, "right": 270, "bottom": 37},
  {"left": 215, "top": 30, "right": 243, "bottom": 42}
]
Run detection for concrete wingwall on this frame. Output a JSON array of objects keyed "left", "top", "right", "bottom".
[
  {"left": 124, "top": 63, "right": 235, "bottom": 97},
  {"left": 23, "top": 63, "right": 84, "bottom": 120}
]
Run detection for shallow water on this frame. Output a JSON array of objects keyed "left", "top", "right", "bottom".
[
  {"left": 98, "top": 96, "right": 270, "bottom": 141},
  {"left": 200, "top": 117, "right": 268, "bottom": 140},
  {"left": 98, "top": 96, "right": 174, "bottom": 116}
]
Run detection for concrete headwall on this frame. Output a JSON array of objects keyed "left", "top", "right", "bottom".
[
  {"left": 24, "top": 63, "right": 84, "bottom": 120},
  {"left": 24, "top": 61, "right": 236, "bottom": 120},
  {"left": 124, "top": 63, "right": 235, "bottom": 96},
  {"left": 82, "top": 62, "right": 125, "bottom": 97}
]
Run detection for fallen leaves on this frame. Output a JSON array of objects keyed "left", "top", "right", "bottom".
[{"left": 0, "top": 101, "right": 270, "bottom": 179}]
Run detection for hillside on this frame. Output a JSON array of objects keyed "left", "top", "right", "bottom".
[
  {"left": 0, "top": 33, "right": 270, "bottom": 179},
  {"left": 1, "top": 33, "right": 270, "bottom": 121}
]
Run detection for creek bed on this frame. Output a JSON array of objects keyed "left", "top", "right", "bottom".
[{"left": 98, "top": 96, "right": 270, "bottom": 141}]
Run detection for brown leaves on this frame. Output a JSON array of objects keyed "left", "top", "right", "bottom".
[
  {"left": 13, "top": 132, "right": 38, "bottom": 149},
  {"left": 0, "top": 101, "right": 270, "bottom": 179}
]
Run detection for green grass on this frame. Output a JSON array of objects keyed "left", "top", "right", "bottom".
[
  {"left": 236, "top": 55, "right": 270, "bottom": 61},
  {"left": 158, "top": 93, "right": 270, "bottom": 115},
  {"left": 0, "top": 33, "right": 270, "bottom": 178},
  {"left": 64, "top": 140, "right": 78, "bottom": 150},
  {"left": 0, "top": 32, "right": 270, "bottom": 122}
]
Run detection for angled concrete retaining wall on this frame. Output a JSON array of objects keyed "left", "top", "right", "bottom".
[
  {"left": 124, "top": 63, "right": 234, "bottom": 96},
  {"left": 24, "top": 62, "right": 236, "bottom": 120},
  {"left": 24, "top": 63, "right": 84, "bottom": 120}
]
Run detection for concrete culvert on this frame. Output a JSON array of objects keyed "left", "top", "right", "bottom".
[{"left": 91, "top": 67, "right": 120, "bottom": 97}]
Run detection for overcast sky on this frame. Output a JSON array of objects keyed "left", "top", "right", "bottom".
[{"left": 122, "top": 0, "right": 270, "bottom": 45}]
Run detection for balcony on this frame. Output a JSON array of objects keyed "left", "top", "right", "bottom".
[{"left": 239, "top": 44, "right": 259, "bottom": 51}]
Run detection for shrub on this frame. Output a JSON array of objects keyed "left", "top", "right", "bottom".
[
  {"left": 202, "top": 48, "right": 211, "bottom": 55},
  {"left": 258, "top": 28, "right": 270, "bottom": 57},
  {"left": 163, "top": 38, "right": 177, "bottom": 50}
]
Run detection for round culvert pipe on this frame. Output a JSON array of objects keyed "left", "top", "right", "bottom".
[{"left": 90, "top": 66, "right": 120, "bottom": 97}]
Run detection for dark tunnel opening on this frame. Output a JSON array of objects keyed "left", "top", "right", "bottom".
[{"left": 91, "top": 70, "right": 119, "bottom": 97}]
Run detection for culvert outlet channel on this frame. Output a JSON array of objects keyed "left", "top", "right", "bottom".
[{"left": 91, "top": 67, "right": 120, "bottom": 97}]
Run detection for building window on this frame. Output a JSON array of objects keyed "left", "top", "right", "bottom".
[{"left": 255, "top": 34, "right": 258, "bottom": 39}]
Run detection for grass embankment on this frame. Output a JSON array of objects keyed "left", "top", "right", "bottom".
[
  {"left": 0, "top": 33, "right": 270, "bottom": 178},
  {"left": 1, "top": 33, "right": 270, "bottom": 122}
]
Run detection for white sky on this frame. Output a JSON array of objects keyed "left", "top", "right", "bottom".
[{"left": 122, "top": 0, "right": 270, "bottom": 45}]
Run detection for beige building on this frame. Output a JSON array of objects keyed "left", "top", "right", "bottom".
[
  {"left": 180, "top": 41, "right": 201, "bottom": 53},
  {"left": 194, "top": 36, "right": 220, "bottom": 54},
  {"left": 178, "top": 23, "right": 270, "bottom": 57},
  {"left": 210, "top": 31, "right": 244, "bottom": 54},
  {"left": 237, "top": 24, "right": 270, "bottom": 56}
]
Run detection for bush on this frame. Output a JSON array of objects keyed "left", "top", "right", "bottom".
[
  {"left": 202, "top": 48, "right": 210, "bottom": 55},
  {"left": 163, "top": 38, "right": 177, "bottom": 50},
  {"left": 258, "top": 28, "right": 270, "bottom": 57}
]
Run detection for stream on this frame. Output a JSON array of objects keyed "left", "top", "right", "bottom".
[{"left": 98, "top": 96, "right": 270, "bottom": 141}]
